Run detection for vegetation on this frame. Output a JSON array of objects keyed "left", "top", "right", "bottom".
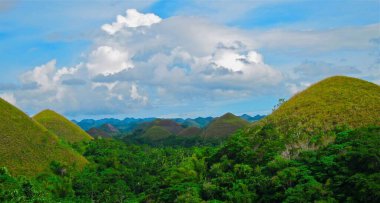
[
  {"left": 1, "top": 126, "right": 378, "bottom": 202},
  {"left": 0, "top": 99, "right": 87, "bottom": 177},
  {"left": 1, "top": 76, "right": 379, "bottom": 202},
  {"left": 33, "top": 109, "right": 93, "bottom": 143}
]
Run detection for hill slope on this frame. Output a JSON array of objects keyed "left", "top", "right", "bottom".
[
  {"left": 33, "top": 109, "right": 93, "bottom": 143},
  {"left": 202, "top": 113, "right": 249, "bottom": 139},
  {"left": 0, "top": 99, "right": 87, "bottom": 176},
  {"left": 87, "top": 123, "right": 120, "bottom": 138},
  {"left": 178, "top": 126, "right": 202, "bottom": 137},
  {"left": 142, "top": 126, "right": 173, "bottom": 141},
  {"left": 265, "top": 76, "right": 380, "bottom": 134}
]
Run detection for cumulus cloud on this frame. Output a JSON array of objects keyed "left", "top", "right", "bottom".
[
  {"left": 285, "top": 60, "right": 364, "bottom": 95},
  {"left": 286, "top": 82, "right": 311, "bottom": 95},
  {"left": 3, "top": 9, "right": 284, "bottom": 116},
  {"left": 4, "top": 8, "right": 377, "bottom": 117},
  {"left": 87, "top": 46, "right": 133, "bottom": 76},
  {"left": 130, "top": 84, "right": 148, "bottom": 104},
  {"left": 101, "top": 9, "right": 161, "bottom": 35}
]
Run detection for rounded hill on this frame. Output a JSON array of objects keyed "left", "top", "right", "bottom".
[
  {"left": 33, "top": 109, "right": 93, "bottom": 143},
  {"left": 202, "top": 113, "right": 249, "bottom": 139},
  {"left": 265, "top": 76, "right": 380, "bottom": 134},
  {"left": 142, "top": 126, "right": 173, "bottom": 141},
  {"left": 0, "top": 99, "right": 87, "bottom": 176}
]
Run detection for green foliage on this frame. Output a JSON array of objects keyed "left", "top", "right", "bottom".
[{"left": 1, "top": 126, "right": 378, "bottom": 202}]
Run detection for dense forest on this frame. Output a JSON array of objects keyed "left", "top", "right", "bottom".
[{"left": 1, "top": 126, "right": 379, "bottom": 202}]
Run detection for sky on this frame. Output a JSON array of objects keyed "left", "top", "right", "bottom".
[{"left": 0, "top": 0, "right": 379, "bottom": 119}]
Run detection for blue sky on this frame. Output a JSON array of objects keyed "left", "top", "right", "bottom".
[{"left": 0, "top": 0, "right": 379, "bottom": 119}]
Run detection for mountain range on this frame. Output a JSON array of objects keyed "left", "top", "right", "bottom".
[
  {"left": 83, "top": 112, "right": 262, "bottom": 146},
  {"left": 75, "top": 114, "right": 264, "bottom": 132}
]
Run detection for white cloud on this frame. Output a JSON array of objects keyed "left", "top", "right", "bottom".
[
  {"left": 87, "top": 46, "right": 133, "bottom": 76},
  {"left": 0, "top": 93, "right": 16, "bottom": 106},
  {"left": 5, "top": 9, "right": 378, "bottom": 117},
  {"left": 101, "top": 9, "right": 161, "bottom": 35},
  {"left": 286, "top": 82, "right": 311, "bottom": 95},
  {"left": 20, "top": 60, "right": 57, "bottom": 90},
  {"left": 130, "top": 84, "right": 148, "bottom": 104},
  {"left": 0, "top": 9, "right": 284, "bottom": 116}
]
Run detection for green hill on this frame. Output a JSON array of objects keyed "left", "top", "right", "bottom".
[
  {"left": 142, "top": 126, "right": 173, "bottom": 141},
  {"left": 0, "top": 99, "right": 88, "bottom": 176},
  {"left": 178, "top": 126, "right": 202, "bottom": 137},
  {"left": 33, "top": 109, "right": 93, "bottom": 143},
  {"left": 151, "top": 119, "right": 184, "bottom": 134},
  {"left": 264, "top": 76, "right": 380, "bottom": 134},
  {"left": 202, "top": 113, "right": 249, "bottom": 139},
  {"left": 182, "top": 119, "right": 201, "bottom": 128},
  {"left": 87, "top": 123, "right": 119, "bottom": 138}
]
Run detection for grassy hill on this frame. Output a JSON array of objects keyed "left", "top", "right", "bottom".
[
  {"left": 142, "top": 126, "right": 173, "bottom": 141},
  {"left": 87, "top": 123, "right": 120, "bottom": 138},
  {"left": 178, "top": 126, "right": 202, "bottom": 137},
  {"left": 0, "top": 99, "right": 88, "bottom": 176},
  {"left": 33, "top": 109, "right": 93, "bottom": 144},
  {"left": 151, "top": 119, "right": 184, "bottom": 134},
  {"left": 202, "top": 113, "right": 249, "bottom": 139},
  {"left": 263, "top": 76, "right": 380, "bottom": 135},
  {"left": 182, "top": 119, "right": 201, "bottom": 128}
]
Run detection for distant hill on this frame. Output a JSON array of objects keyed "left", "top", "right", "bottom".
[
  {"left": 178, "top": 126, "right": 202, "bottom": 137},
  {"left": 193, "top": 117, "right": 214, "bottom": 128},
  {"left": 74, "top": 117, "right": 155, "bottom": 131},
  {"left": 202, "top": 113, "right": 249, "bottom": 139},
  {"left": 264, "top": 76, "right": 380, "bottom": 134},
  {"left": 181, "top": 119, "right": 201, "bottom": 128},
  {"left": 239, "top": 114, "right": 266, "bottom": 122},
  {"left": 133, "top": 119, "right": 184, "bottom": 142},
  {"left": 78, "top": 114, "right": 264, "bottom": 146},
  {"left": 0, "top": 98, "right": 87, "bottom": 176},
  {"left": 34, "top": 109, "right": 93, "bottom": 143},
  {"left": 75, "top": 114, "right": 264, "bottom": 132},
  {"left": 151, "top": 119, "right": 185, "bottom": 134},
  {"left": 141, "top": 126, "right": 173, "bottom": 141},
  {"left": 87, "top": 123, "right": 120, "bottom": 138}
]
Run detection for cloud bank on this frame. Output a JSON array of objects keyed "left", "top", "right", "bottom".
[{"left": 1, "top": 9, "right": 379, "bottom": 117}]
